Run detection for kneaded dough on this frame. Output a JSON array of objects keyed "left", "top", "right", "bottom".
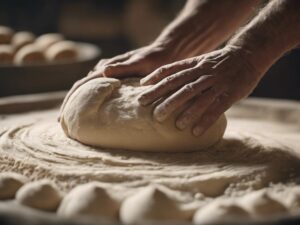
[
  {"left": 14, "top": 44, "right": 46, "bottom": 65},
  {"left": 0, "top": 173, "right": 27, "bottom": 199},
  {"left": 193, "top": 199, "right": 249, "bottom": 224},
  {"left": 239, "top": 190, "right": 287, "bottom": 217},
  {"left": 0, "top": 26, "right": 14, "bottom": 44},
  {"left": 58, "top": 182, "right": 119, "bottom": 219},
  {"left": 16, "top": 180, "right": 62, "bottom": 211},
  {"left": 0, "top": 45, "right": 14, "bottom": 64},
  {"left": 45, "top": 40, "right": 78, "bottom": 62},
  {"left": 120, "top": 186, "right": 188, "bottom": 224},
  {"left": 35, "top": 33, "right": 64, "bottom": 50},
  {"left": 61, "top": 78, "right": 227, "bottom": 152},
  {"left": 12, "top": 31, "right": 35, "bottom": 51}
]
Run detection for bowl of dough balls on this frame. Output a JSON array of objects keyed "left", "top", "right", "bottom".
[{"left": 0, "top": 25, "right": 101, "bottom": 96}]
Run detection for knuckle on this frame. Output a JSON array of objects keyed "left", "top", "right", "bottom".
[
  {"left": 202, "top": 115, "right": 216, "bottom": 124},
  {"left": 183, "top": 83, "right": 195, "bottom": 93}
]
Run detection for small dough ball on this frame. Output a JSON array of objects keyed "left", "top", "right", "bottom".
[
  {"left": 0, "top": 45, "right": 14, "bottom": 64},
  {"left": 36, "top": 33, "right": 64, "bottom": 50},
  {"left": 45, "top": 41, "right": 78, "bottom": 62},
  {"left": 16, "top": 180, "right": 62, "bottom": 211},
  {"left": 0, "top": 172, "right": 28, "bottom": 199},
  {"left": 61, "top": 78, "right": 227, "bottom": 152},
  {"left": 14, "top": 44, "right": 46, "bottom": 65},
  {"left": 120, "top": 186, "right": 188, "bottom": 224},
  {"left": 193, "top": 199, "right": 249, "bottom": 224},
  {"left": 239, "top": 190, "right": 287, "bottom": 217},
  {"left": 58, "top": 182, "right": 119, "bottom": 219},
  {"left": 12, "top": 31, "right": 35, "bottom": 51},
  {"left": 0, "top": 26, "right": 14, "bottom": 44}
]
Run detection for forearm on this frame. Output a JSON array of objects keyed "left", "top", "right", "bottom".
[
  {"left": 228, "top": 0, "right": 300, "bottom": 75},
  {"left": 154, "top": 0, "right": 261, "bottom": 60}
]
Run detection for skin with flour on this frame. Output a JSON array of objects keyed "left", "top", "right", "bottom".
[{"left": 60, "top": 0, "right": 300, "bottom": 136}]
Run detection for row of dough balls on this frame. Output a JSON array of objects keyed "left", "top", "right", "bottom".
[
  {"left": 0, "top": 26, "right": 78, "bottom": 65},
  {"left": 0, "top": 172, "right": 298, "bottom": 225}
]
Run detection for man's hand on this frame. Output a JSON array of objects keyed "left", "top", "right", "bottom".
[
  {"left": 138, "top": 46, "right": 262, "bottom": 136},
  {"left": 58, "top": 42, "right": 175, "bottom": 121}
]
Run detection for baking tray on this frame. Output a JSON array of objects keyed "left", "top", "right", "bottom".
[{"left": 0, "top": 42, "right": 101, "bottom": 97}]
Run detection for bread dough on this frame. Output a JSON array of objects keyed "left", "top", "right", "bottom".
[
  {"left": 193, "top": 199, "right": 249, "bottom": 224},
  {"left": 60, "top": 78, "right": 227, "bottom": 152},
  {"left": 14, "top": 44, "right": 46, "bottom": 65},
  {"left": 1, "top": 97, "right": 299, "bottom": 221},
  {"left": 120, "top": 186, "right": 188, "bottom": 224},
  {"left": 16, "top": 180, "right": 62, "bottom": 211},
  {"left": 0, "top": 45, "right": 14, "bottom": 64},
  {"left": 0, "top": 173, "right": 27, "bottom": 199},
  {"left": 45, "top": 41, "right": 78, "bottom": 62},
  {"left": 58, "top": 182, "right": 119, "bottom": 219},
  {"left": 239, "top": 190, "right": 287, "bottom": 217},
  {"left": 36, "top": 33, "right": 64, "bottom": 50},
  {"left": 0, "top": 26, "right": 13, "bottom": 44},
  {"left": 12, "top": 31, "right": 35, "bottom": 51}
]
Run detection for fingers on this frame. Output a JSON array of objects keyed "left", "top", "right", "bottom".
[
  {"left": 140, "top": 58, "right": 198, "bottom": 86},
  {"left": 138, "top": 66, "right": 200, "bottom": 107},
  {"left": 192, "top": 93, "right": 232, "bottom": 136},
  {"left": 94, "top": 52, "right": 132, "bottom": 70},
  {"left": 103, "top": 57, "right": 146, "bottom": 78},
  {"left": 176, "top": 86, "right": 224, "bottom": 130},
  {"left": 153, "top": 75, "right": 216, "bottom": 122}
]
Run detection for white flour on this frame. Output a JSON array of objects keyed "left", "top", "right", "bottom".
[{"left": 0, "top": 98, "right": 299, "bottom": 222}]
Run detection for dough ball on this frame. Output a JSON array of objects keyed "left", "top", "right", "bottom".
[
  {"left": 120, "top": 186, "right": 187, "bottom": 224},
  {"left": 60, "top": 78, "right": 227, "bottom": 152},
  {"left": 0, "top": 26, "right": 14, "bottom": 44},
  {"left": 193, "top": 199, "right": 249, "bottom": 224},
  {"left": 14, "top": 44, "right": 46, "bottom": 65},
  {"left": 16, "top": 180, "right": 62, "bottom": 211},
  {"left": 35, "top": 33, "right": 64, "bottom": 50},
  {"left": 239, "top": 190, "right": 287, "bottom": 217},
  {"left": 12, "top": 31, "right": 35, "bottom": 51},
  {"left": 45, "top": 41, "right": 78, "bottom": 62},
  {"left": 0, "top": 172, "right": 28, "bottom": 199},
  {"left": 0, "top": 45, "right": 14, "bottom": 64},
  {"left": 58, "top": 182, "right": 119, "bottom": 219}
]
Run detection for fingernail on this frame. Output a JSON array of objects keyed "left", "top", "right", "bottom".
[
  {"left": 176, "top": 118, "right": 188, "bottom": 130},
  {"left": 138, "top": 95, "right": 148, "bottom": 106},
  {"left": 193, "top": 127, "right": 204, "bottom": 136},
  {"left": 154, "top": 107, "right": 166, "bottom": 122}
]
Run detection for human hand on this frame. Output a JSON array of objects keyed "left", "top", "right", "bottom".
[
  {"left": 138, "top": 46, "right": 263, "bottom": 136},
  {"left": 58, "top": 42, "right": 176, "bottom": 121}
]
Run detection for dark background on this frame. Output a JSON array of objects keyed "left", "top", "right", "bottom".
[{"left": 0, "top": 0, "right": 299, "bottom": 100}]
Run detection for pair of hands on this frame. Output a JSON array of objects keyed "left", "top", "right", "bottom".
[{"left": 60, "top": 44, "right": 262, "bottom": 136}]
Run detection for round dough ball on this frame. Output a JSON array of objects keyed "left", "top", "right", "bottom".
[
  {"left": 45, "top": 41, "right": 78, "bottom": 62},
  {"left": 16, "top": 180, "right": 62, "bottom": 211},
  {"left": 239, "top": 190, "right": 287, "bottom": 217},
  {"left": 0, "top": 172, "right": 28, "bottom": 199},
  {"left": 0, "top": 45, "right": 14, "bottom": 64},
  {"left": 60, "top": 78, "right": 227, "bottom": 152},
  {"left": 12, "top": 31, "right": 35, "bottom": 51},
  {"left": 120, "top": 186, "right": 187, "bottom": 224},
  {"left": 58, "top": 182, "right": 119, "bottom": 219},
  {"left": 0, "top": 26, "right": 14, "bottom": 44},
  {"left": 14, "top": 44, "right": 46, "bottom": 65},
  {"left": 193, "top": 199, "right": 249, "bottom": 224},
  {"left": 35, "top": 33, "right": 64, "bottom": 50}
]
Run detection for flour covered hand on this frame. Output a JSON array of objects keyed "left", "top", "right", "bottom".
[{"left": 138, "top": 47, "right": 262, "bottom": 137}]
